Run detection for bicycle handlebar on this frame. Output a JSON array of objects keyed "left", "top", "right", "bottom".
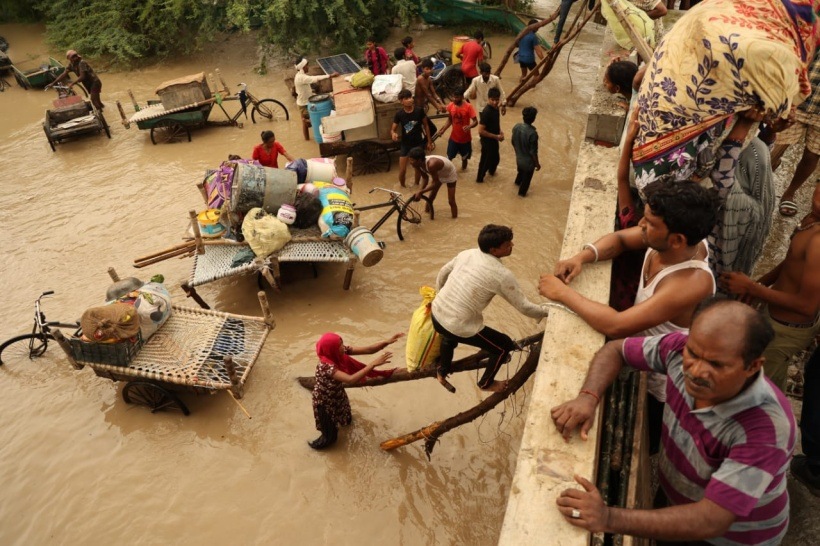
[
  {"left": 41, "top": 291, "right": 54, "bottom": 297},
  {"left": 369, "top": 187, "right": 401, "bottom": 196}
]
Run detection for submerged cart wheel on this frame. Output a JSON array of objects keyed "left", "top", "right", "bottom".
[
  {"left": 397, "top": 195, "right": 433, "bottom": 241},
  {"left": 42, "top": 123, "right": 56, "bottom": 152},
  {"left": 0, "top": 333, "right": 53, "bottom": 366},
  {"left": 14, "top": 71, "right": 30, "bottom": 89},
  {"left": 150, "top": 120, "right": 191, "bottom": 145},
  {"left": 122, "top": 381, "right": 190, "bottom": 415},
  {"left": 352, "top": 142, "right": 391, "bottom": 176},
  {"left": 436, "top": 66, "right": 466, "bottom": 101},
  {"left": 251, "top": 99, "right": 290, "bottom": 123}
]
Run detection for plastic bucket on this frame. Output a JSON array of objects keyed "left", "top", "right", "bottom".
[
  {"left": 320, "top": 122, "right": 342, "bottom": 143},
  {"left": 452, "top": 36, "right": 470, "bottom": 59},
  {"left": 197, "top": 209, "right": 225, "bottom": 237},
  {"left": 231, "top": 163, "right": 297, "bottom": 214},
  {"left": 308, "top": 94, "right": 333, "bottom": 143},
  {"left": 306, "top": 158, "right": 338, "bottom": 183},
  {"left": 344, "top": 226, "right": 383, "bottom": 267}
]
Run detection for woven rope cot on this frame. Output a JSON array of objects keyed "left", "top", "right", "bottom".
[
  {"left": 86, "top": 305, "right": 270, "bottom": 391},
  {"left": 189, "top": 227, "right": 355, "bottom": 288}
]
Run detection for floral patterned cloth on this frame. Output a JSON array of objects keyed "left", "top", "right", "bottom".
[
  {"left": 633, "top": 0, "right": 820, "bottom": 189},
  {"left": 312, "top": 362, "right": 352, "bottom": 431}
]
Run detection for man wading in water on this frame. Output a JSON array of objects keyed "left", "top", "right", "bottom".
[{"left": 431, "top": 225, "right": 550, "bottom": 393}]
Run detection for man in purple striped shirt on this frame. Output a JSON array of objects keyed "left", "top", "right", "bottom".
[{"left": 551, "top": 299, "right": 796, "bottom": 545}]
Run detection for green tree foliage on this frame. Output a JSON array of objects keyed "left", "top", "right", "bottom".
[
  {"left": 232, "top": 0, "right": 423, "bottom": 55},
  {"left": 30, "top": 0, "right": 422, "bottom": 65}
]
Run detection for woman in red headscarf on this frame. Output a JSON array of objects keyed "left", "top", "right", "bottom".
[{"left": 309, "top": 331, "right": 403, "bottom": 450}]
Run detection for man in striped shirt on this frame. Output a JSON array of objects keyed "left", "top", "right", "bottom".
[{"left": 552, "top": 299, "right": 795, "bottom": 546}]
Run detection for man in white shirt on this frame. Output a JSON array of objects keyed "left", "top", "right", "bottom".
[
  {"left": 293, "top": 56, "right": 338, "bottom": 119},
  {"left": 464, "top": 62, "right": 507, "bottom": 115},
  {"left": 391, "top": 47, "right": 417, "bottom": 94},
  {"left": 432, "top": 224, "right": 549, "bottom": 393}
]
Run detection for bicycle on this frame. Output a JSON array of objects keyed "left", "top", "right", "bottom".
[
  {"left": 236, "top": 82, "right": 290, "bottom": 124},
  {"left": 354, "top": 187, "right": 434, "bottom": 241},
  {"left": 0, "top": 291, "right": 80, "bottom": 367}
]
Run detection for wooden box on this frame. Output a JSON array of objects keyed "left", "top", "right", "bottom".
[
  {"left": 374, "top": 101, "right": 403, "bottom": 141},
  {"left": 155, "top": 72, "right": 211, "bottom": 110}
]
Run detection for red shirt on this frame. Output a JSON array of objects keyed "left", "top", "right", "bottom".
[
  {"left": 446, "top": 101, "right": 477, "bottom": 144},
  {"left": 459, "top": 41, "right": 484, "bottom": 79},
  {"left": 365, "top": 46, "right": 390, "bottom": 75},
  {"left": 252, "top": 142, "right": 287, "bottom": 168}
]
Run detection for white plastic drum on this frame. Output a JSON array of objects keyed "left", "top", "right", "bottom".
[
  {"left": 344, "top": 226, "right": 383, "bottom": 267},
  {"left": 306, "top": 157, "right": 338, "bottom": 183}
]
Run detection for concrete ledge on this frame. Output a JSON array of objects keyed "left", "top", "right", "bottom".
[{"left": 499, "top": 28, "right": 626, "bottom": 546}]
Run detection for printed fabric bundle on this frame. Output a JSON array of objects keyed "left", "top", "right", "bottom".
[{"left": 632, "top": 0, "right": 820, "bottom": 190}]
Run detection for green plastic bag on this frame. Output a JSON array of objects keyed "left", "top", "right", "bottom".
[{"left": 350, "top": 68, "right": 375, "bottom": 88}]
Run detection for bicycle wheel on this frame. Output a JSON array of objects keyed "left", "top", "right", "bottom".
[
  {"left": 396, "top": 195, "right": 434, "bottom": 241},
  {"left": 122, "top": 381, "right": 190, "bottom": 415},
  {"left": 0, "top": 333, "right": 53, "bottom": 366},
  {"left": 251, "top": 99, "right": 290, "bottom": 123}
]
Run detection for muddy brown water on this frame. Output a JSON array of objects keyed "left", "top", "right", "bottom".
[{"left": 0, "top": 10, "right": 607, "bottom": 546}]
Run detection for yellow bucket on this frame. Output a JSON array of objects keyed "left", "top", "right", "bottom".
[
  {"left": 197, "top": 209, "right": 225, "bottom": 238},
  {"left": 452, "top": 36, "right": 470, "bottom": 59}
]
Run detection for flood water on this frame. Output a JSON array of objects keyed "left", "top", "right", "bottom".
[{"left": 0, "top": 7, "right": 605, "bottom": 546}]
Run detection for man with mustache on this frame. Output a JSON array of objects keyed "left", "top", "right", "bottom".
[{"left": 551, "top": 299, "right": 795, "bottom": 546}]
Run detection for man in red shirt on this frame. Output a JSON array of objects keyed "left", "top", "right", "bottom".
[
  {"left": 435, "top": 87, "right": 478, "bottom": 171},
  {"left": 458, "top": 30, "right": 485, "bottom": 80}
]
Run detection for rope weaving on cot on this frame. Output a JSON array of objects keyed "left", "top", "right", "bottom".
[
  {"left": 85, "top": 305, "right": 269, "bottom": 390},
  {"left": 190, "top": 227, "right": 353, "bottom": 287}
]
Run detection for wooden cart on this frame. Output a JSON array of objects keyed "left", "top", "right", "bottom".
[
  {"left": 43, "top": 94, "right": 110, "bottom": 151},
  {"left": 54, "top": 290, "right": 274, "bottom": 416},
  {"left": 12, "top": 57, "right": 65, "bottom": 89}
]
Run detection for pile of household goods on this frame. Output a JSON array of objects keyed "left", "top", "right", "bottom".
[
  {"left": 198, "top": 156, "right": 383, "bottom": 267},
  {"left": 70, "top": 275, "right": 173, "bottom": 366}
]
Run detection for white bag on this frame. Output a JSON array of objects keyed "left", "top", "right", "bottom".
[{"left": 371, "top": 74, "right": 404, "bottom": 103}]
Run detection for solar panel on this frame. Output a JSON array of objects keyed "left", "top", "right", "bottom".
[{"left": 317, "top": 54, "right": 361, "bottom": 76}]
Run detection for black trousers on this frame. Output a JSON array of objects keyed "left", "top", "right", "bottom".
[
  {"left": 514, "top": 167, "right": 535, "bottom": 196},
  {"left": 432, "top": 314, "right": 516, "bottom": 388},
  {"left": 477, "top": 138, "right": 499, "bottom": 181}
]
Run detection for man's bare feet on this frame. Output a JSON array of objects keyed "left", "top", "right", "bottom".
[{"left": 480, "top": 380, "right": 508, "bottom": 393}]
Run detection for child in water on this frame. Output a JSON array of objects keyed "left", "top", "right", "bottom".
[{"left": 309, "top": 332, "right": 404, "bottom": 450}]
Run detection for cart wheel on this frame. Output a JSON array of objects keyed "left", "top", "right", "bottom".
[
  {"left": 150, "top": 120, "right": 191, "bottom": 145},
  {"left": 0, "top": 333, "right": 53, "bottom": 366},
  {"left": 352, "top": 142, "right": 391, "bottom": 175},
  {"left": 122, "top": 381, "right": 190, "bottom": 415},
  {"left": 42, "top": 123, "right": 56, "bottom": 152},
  {"left": 397, "top": 195, "right": 433, "bottom": 241},
  {"left": 14, "top": 71, "right": 30, "bottom": 90},
  {"left": 252, "top": 99, "right": 290, "bottom": 123}
]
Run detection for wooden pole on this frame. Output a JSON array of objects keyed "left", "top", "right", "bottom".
[
  {"left": 134, "top": 241, "right": 197, "bottom": 264},
  {"left": 196, "top": 179, "right": 209, "bottom": 205},
  {"left": 605, "top": 0, "right": 654, "bottom": 64},
  {"left": 189, "top": 209, "right": 205, "bottom": 255},
  {"left": 116, "top": 100, "right": 130, "bottom": 128},
  {"left": 296, "top": 333, "right": 543, "bottom": 390},
  {"left": 215, "top": 68, "right": 230, "bottom": 95},
  {"left": 494, "top": 9, "right": 561, "bottom": 76},
  {"left": 133, "top": 245, "right": 196, "bottom": 268},
  {"left": 227, "top": 389, "right": 252, "bottom": 419},
  {"left": 224, "top": 356, "right": 242, "bottom": 398},
  {"left": 257, "top": 290, "right": 275, "bottom": 328},
  {"left": 127, "top": 89, "right": 139, "bottom": 111},
  {"left": 51, "top": 329, "right": 83, "bottom": 370},
  {"left": 346, "top": 156, "right": 354, "bottom": 194},
  {"left": 181, "top": 282, "right": 211, "bottom": 310},
  {"left": 380, "top": 342, "right": 542, "bottom": 456},
  {"left": 107, "top": 267, "right": 120, "bottom": 282}
]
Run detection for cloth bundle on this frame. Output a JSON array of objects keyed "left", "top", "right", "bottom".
[{"left": 632, "top": 0, "right": 819, "bottom": 189}]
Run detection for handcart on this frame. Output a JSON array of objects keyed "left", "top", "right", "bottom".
[
  {"left": 11, "top": 56, "right": 65, "bottom": 89},
  {"left": 119, "top": 72, "right": 288, "bottom": 145},
  {"left": 52, "top": 284, "right": 274, "bottom": 416},
  {"left": 42, "top": 85, "right": 110, "bottom": 151}
]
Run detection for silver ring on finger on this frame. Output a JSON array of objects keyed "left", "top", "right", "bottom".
[{"left": 571, "top": 509, "right": 581, "bottom": 519}]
